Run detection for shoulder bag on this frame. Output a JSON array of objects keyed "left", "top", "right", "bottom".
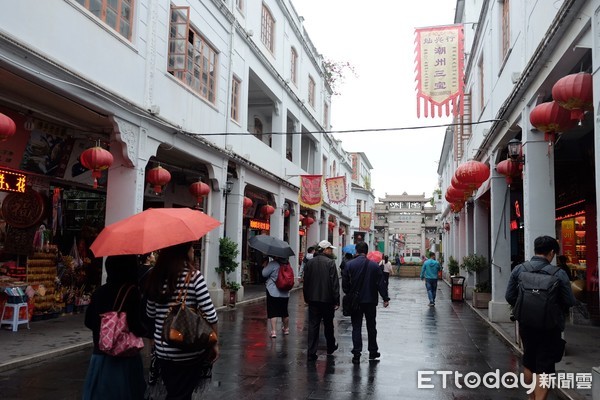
[
  {"left": 162, "top": 271, "right": 218, "bottom": 351},
  {"left": 99, "top": 285, "right": 145, "bottom": 357}
]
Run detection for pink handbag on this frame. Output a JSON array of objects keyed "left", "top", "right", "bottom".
[{"left": 99, "top": 285, "right": 144, "bottom": 357}]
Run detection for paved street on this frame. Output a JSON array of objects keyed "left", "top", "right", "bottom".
[{"left": 0, "top": 278, "right": 564, "bottom": 399}]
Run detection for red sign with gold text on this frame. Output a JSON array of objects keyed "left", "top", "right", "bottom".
[
  {"left": 561, "top": 219, "right": 575, "bottom": 262},
  {"left": 299, "top": 175, "right": 323, "bottom": 209}
]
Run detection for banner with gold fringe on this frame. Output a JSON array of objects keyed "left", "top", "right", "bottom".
[{"left": 299, "top": 175, "right": 323, "bottom": 209}]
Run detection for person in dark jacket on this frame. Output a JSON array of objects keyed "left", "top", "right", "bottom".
[
  {"left": 505, "top": 236, "right": 576, "bottom": 400},
  {"left": 302, "top": 240, "right": 340, "bottom": 361},
  {"left": 342, "top": 241, "right": 390, "bottom": 364},
  {"left": 83, "top": 255, "right": 146, "bottom": 399}
]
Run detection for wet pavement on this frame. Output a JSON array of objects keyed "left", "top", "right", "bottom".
[{"left": 0, "top": 278, "right": 573, "bottom": 399}]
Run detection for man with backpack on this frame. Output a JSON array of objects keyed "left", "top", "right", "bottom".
[
  {"left": 505, "top": 235, "right": 576, "bottom": 400},
  {"left": 302, "top": 240, "right": 340, "bottom": 361}
]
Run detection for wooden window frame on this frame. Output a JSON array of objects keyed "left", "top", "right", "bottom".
[
  {"left": 501, "top": 0, "right": 510, "bottom": 59},
  {"left": 231, "top": 77, "right": 241, "bottom": 122},
  {"left": 290, "top": 47, "right": 298, "bottom": 85},
  {"left": 168, "top": 6, "right": 218, "bottom": 104},
  {"left": 308, "top": 76, "right": 316, "bottom": 108},
  {"left": 261, "top": 4, "right": 275, "bottom": 53},
  {"left": 76, "top": 0, "right": 134, "bottom": 40}
]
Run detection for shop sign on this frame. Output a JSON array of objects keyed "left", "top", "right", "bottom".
[
  {"left": 0, "top": 169, "right": 26, "bottom": 193},
  {"left": 249, "top": 219, "right": 270, "bottom": 230}
]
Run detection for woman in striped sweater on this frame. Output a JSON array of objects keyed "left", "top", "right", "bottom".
[{"left": 145, "top": 241, "right": 219, "bottom": 399}]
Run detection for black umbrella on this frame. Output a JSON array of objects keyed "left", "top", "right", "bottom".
[{"left": 248, "top": 235, "right": 295, "bottom": 258}]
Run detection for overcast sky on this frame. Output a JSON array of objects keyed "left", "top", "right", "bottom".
[{"left": 292, "top": 1, "right": 457, "bottom": 200}]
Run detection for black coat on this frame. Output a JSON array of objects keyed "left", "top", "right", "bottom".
[
  {"left": 342, "top": 255, "right": 390, "bottom": 304},
  {"left": 302, "top": 253, "right": 340, "bottom": 305}
]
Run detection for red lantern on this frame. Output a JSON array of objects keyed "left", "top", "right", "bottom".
[
  {"left": 451, "top": 174, "right": 470, "bottom": 191},
  {"left": 338, "top": 227, "right": 345, "bottom": 235},
  {"left": 529, "top": 101, "right": 575, "bottom": 142},
  {"left": 0, "top": 113, "right": 16, "bottom": 142},
  {"left": 80, "top": 146, "right": 113, "bottom": 188},
  {"left": 446, "top": 185, "right": 468, "bottom": 202},
  {"left": 451, "top": 203, "right": 464, "bottom": 213},
  {"left": 552, "top": 72, "right": 593, "bottom": 123},
  {"left": 299, "top": 214, "right": 305, "bottom": 221},
  {"left": 261, "top": 204, "right": 275, "bottom": 217},
  {"left": 444, "top": 222, "right": 450, "bottom": 232},
  {"left": 496, "top": 159, "right": 522, "bottom": 184},
  {"left": 189, "top": 181, "right": 210, "bottom": 205},
  {"left": 454, "top": 160, "right": 490, "bottom": 191},
  {"left": 284, "top": 209, "right": 290, "bottom": 217},
  {"left": 146, "top": 165, "right": 171, "bottom": 194},
  {"left": 328, "top": 221, "right": 335, "bottom": 231},
  {"left": 304, "top": 216, "right": 314, "bottom": 226},
  {"left": 243, "top": 197, "right": 253, "bottom": 210}
]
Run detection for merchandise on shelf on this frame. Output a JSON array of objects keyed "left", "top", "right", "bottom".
[{"left": 27, "top": 251, "right": 58, "bottom": 314}]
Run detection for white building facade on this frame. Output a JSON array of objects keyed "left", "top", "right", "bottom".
[{"left": 0, "top": 0, "right": 359, "bottom": 305}]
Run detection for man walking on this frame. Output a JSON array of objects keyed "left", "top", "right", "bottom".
[
  {"left": 342, "top": 241, "right": 389, "bottom": 364},
  {"left": 420, "top": 252, "right": 442, "bottom": 306},
  {"left": 302, "top": 240, "right": 340, "bottom": 361},
  {"left": 505, "top": 236, "right": 576, "bottom": 400}
]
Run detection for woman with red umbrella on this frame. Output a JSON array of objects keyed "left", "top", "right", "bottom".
[{"left": 145, "top": 242, "right": 219, "bottom": 399}]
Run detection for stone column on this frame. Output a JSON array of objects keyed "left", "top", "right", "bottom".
[
  {"left": 522, "top": 109, "right": 556, "bottom": 259},
  {"left": 473, "top": 197, "right": 490, "bottom": 287},
  {"left": 488, "top": 166, "right": 512, "bottom": 322}
]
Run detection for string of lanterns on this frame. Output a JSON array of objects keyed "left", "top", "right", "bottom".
[{"left": 444, "top": 160, "right": 490, "bottom": 213}]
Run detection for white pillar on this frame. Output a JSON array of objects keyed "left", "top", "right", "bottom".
[
  {"left": 474, "top": 197, "right": 490, "bottom": 287},
  {"left": 488, "top": 167, "right": 512, "bottom": 322},
  {"left": 522, "top": 109, "right": 556, "bottom": 259}
]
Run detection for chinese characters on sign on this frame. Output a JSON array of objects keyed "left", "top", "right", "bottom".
[
  {"left": 325, "top": 176, "right": 347, "bottom": 204},
  {"left": 299, "top": 175, "right": 323, "bottom": 209},
  {"left": 359, "top": 212, "right": 372, "bottom": 231},
  {"left": 249, "top": 220, "right": 270, "bottom": 231},
  {"left": 415, "top": 24, "right": 464, "bottom": 118},
  {"left": 0, "top": 169, "right": 26, "bottom": 193}
]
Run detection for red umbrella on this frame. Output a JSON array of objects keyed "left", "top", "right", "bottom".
[
  {"left": 367, "top": 251, "right": 383, "bottom": 264},
  {"left": 90, "top": 208, "right": 221, "bottom": 257}
]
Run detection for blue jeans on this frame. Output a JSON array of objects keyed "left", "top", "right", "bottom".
[{"left": 425, "top": 278, "right": 438, "bottom": 303}]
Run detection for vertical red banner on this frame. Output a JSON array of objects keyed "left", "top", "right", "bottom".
[{"left": 299, "top": 175, "right": 323, "bottom": 208}]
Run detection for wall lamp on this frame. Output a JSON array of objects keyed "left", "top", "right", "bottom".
[
  {"left": 223, "top": 180, "right": 233, "bottom": 196},
  {"left": 507, "top": 138, "right": 525, "bottom": 163}
]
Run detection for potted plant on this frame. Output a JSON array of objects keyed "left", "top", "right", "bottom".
[
  {"left": 225, "top": 281, "right": 241, "bottom": 306},
  {"left": 461, "top": 254, "right": 488, "bottom": 275},
  {"left": 216, "top": 237, "right": 239, "bottom": 288},
  {"left": 473, "top": 281, "right": 492, "bottom": 308},
  {"left": 447, "top": 256, "right": 459, "bottom": 276}
]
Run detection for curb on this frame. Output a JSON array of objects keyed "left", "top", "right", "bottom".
[{"left": 0, "top": 341, "right": 93, "bottom": 373}]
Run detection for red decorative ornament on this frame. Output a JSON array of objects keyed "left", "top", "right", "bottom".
[
  {"left": 444, "top": 222, "right": 450, "bottom": 232},
  {"left": 338, "top": 227, "right": 345, "bottom": 235},
  {"left": 304, "top": 216, "right": 315, "bottom": 226},
  {"left": 189, "top": 181, "right": 210, "bottom": 205},
  {"left": 552, "top": 72, "right": 593, "bottom": 123},
  {"left": 261, "top": 204, "right": 275, "bottom": 217},
  {"left": 496, "top": 159, "right": 522, "bottom": 185},
  {"left": 529, "top": 101, "right": 575, "bottom": 142},
  {"left": 446, "top": 185, "right": 467, "bottom": 203},
  {"left": 80, "top": 146, "right": 114, "bottom": 188},
  {"left": 299, "top": 214, "right": 305, "bottom": 221},
  {"left": 243, "top": 197, "right": 253, "bottom": 210},
  {"left": 146, "top": 165, "right": 171, "bottom": 194},
  {"left": 284, "top": 209, "right": 290, "bottom": 217},
  {"left": 454, "top": 160, "right": 490, "bottom": 191},
  {"left": 451, "top": 203, "right": 464, "bottom": 213},
  {"left": 0, "top": 113, "right": 16, "bottom": 142},
  {"left": 328, "top": 221, "right": 335, "bottom": 231},
  {"left": 451, "top": 174, "right": 470, "bottom": 191}
]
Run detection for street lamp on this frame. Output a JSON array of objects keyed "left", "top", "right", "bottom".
[
  {"left": 223, "top": 180, "right": 233, "bottom": 237},
  {"left": 507, "top": 138, "right": 524, "bottom": 163}
]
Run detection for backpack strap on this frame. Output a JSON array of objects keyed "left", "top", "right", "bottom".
[{"left": 522, "top": 261, "right": 560, "bottom": 276}]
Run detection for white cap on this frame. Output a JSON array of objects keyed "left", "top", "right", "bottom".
[{"left": 318, "top": 240, "right": 336, "bottom": 249}]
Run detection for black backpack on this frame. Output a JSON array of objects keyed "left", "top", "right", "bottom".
[{"left": 513, "top": 262, "right": 562, "bottom": 330}]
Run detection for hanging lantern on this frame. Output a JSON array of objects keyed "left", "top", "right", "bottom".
[
  {"left": 446, "top": 185, "right": 468, "bottom": 202},
  {"left": 80, "top": 146, "right": 113, "bottom": 188},
  {"left": 284, "top": 209, "right": 290, "bottom": 217},
  {"left": 261, "top": 204, "right": 275, "bottom": 217},
  {"left": 189, "top": 181, "right": 210, "bottom": 206},
  {"left": 450, "top": 202, "right": 464, "bottom": 213},
  {"left": 444, "top": 222, "right": 450, "bottom": 232},
  {"left": 299, "top": 214, "right": 305, "bottom": 221},
  {"left": 0, "top": 113, "right": 16, "bottom": 142},
  {"left": 454, "top": 160, "right": 490, "bottom": 191},
  {"left": 451, "top": 174, "right": 470, "bottom": 191},
  {"left": 146, "top": 165, "right": 171, "bottom": 194},
  {"left": 243, "top": 197, "right": 253, "bottom": 210},
  {"left": 304, "top": 216, "right": 314, "bottom": 226},
  {"left": 529, "top": 101, "right": 574, "bottom": 142},
  {"left": 496, "top": 159, "right": 522, "bottom": 185},
  {"left": 328, "top": 221, "right": 335, "bottom": 231},
  {"left": 338, "top": 227, "right": 345, "bottom": 235},
  {"left": 552, "top": 72, "right": 593, "bottom": 124}
]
